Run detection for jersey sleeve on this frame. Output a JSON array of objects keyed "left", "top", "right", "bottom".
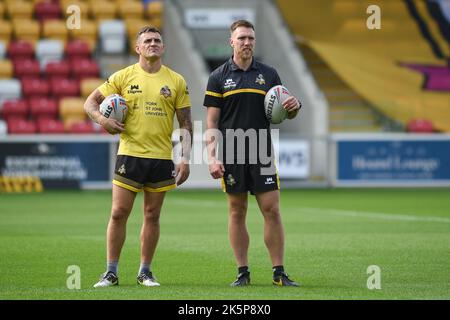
[
  {"left": 203, "top": 73, "right": 224, "bottom": 109},
  {"left": 273, "top": 69, "right": 282, "bottom": 86},
  {"left": 97, "top": 70, "right": 123, "bottom": 98},
  {"left": 175, "top": 76, "right": 191, "bottom": 109}
]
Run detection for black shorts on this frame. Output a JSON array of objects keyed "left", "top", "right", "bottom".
[
  {"left": 221, "top": 163, "right": 280, "bottom": 195},
  {"left": 113, "top": 155, "right": 176, "bottom": 193}
]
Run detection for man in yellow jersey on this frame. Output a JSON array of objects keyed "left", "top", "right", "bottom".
[
  {"left": 204, "top": 20, "right": 300, "bottom": 287},
  {"left": 84, "top": 26, "right": 192, "bottom": 287}
]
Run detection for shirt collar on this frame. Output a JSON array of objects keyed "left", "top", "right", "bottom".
[{"left": 229, "top": 56, "right": 258, "bottom": 71}]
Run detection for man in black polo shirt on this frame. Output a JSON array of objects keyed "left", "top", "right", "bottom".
[{"left": 204, "top": 20, "right": 301, "bottom": 287}]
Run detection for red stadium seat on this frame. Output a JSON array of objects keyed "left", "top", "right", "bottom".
[
  {"left": 45, "top": 60, "right": 70, "bottom": 81},
  {"left": 65, "top": 40, "right": 91, "bottom": 60},
  {"left": 13, "top": 59, "right": 40, "bottom": 80},
  {"left": 21, "top": 78, "right": 50, "bottom": 98},
  {"left": 7, "top": 118, "right": 36, "bottom": 134},
  {"left": 407, "top": 119, "right": 434, "bottom": 133},
  {"left": 7, "top": 40, "right": 34, "bottom": 60},
  {"left": 70, "top": 58, "right": 100, "bottom": 80},
  {"left": 37, "top": 118, "right": 65, "bottom": 134},
  {"left": 1, "top": 99, "right": 29, "bottom": 120},
  {"left": 50, "top": 78, "right": 80, "bottom": 99},
  {"left": 35, "top": 1, "right": 61, "bottom": 21},
  {"left": 29, "top": 97, "right": 58, "bottom": 120},
  {"left": 69, "top": 121, "right": 95, "bottom": 134}
]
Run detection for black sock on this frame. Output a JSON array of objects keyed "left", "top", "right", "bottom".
[
  {"left": 273, "top": 265, "right": 284, "bottom": 276},
  {"left": 238, "top": 266, "right": 249, "bottom": 274}
]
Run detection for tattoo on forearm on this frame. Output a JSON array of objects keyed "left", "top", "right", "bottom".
[
  {"left": 176, "top": 107, "right": 193, "bottom": 159},
  {"left": 85, "top": 92, "right": 105, "bottom": 123}
]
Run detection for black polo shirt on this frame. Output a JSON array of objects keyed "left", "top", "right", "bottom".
[{"left": 204, "top": 57, "right": 282, "bottom": 163}]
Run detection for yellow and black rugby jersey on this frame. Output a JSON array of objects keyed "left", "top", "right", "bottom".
[
  {"left": 203, "top": 57, "right": 282, "bottom": 162},
  {"left": 98, "top": 63, "right": 191, "bottom": 160},
  {"left": 203, "top": 57, "right": 281, "bottom": 131}
]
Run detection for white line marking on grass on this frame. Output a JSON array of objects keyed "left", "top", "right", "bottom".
[{"left": 301, "top": 207, "right": 450, "bottom": 224}]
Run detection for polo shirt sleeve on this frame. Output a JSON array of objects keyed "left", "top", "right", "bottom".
[{"left": 203, "top": 72, "right": 224, "bottom": 109}]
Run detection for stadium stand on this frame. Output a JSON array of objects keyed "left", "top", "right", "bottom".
[
  {"left": 0, "top": 0, "right": 165, "bottom": 134},
  {"left": 277, "top": 0, "right": 450, "bottom": 132}
]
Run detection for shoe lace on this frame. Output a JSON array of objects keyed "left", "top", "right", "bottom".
[{"left": 103, "top": 272, "right": 116, "bottom": 281}]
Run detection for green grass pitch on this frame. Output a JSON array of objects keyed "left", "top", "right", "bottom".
[{"left": 0, "top": 188, "right": 449, "bottom": 300}]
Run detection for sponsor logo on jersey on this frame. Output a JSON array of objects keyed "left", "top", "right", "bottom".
[
  {"left": 255, "top": 74, "right": 265, "bottom": 85},
  {"left": 128, "top": 84, "right": 142, "bottom": 94},
  {"left": 224, "top": 79, "right": 237, "bottom": 90}
]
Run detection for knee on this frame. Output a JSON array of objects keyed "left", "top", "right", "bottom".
[
  {"left": 229, "top": 202, "right": 247, "bottom": 222},
  {"left": 143, "top": 207, "right": 161, "bottom": 226},
  {"left": 110, "top": 205, "right": 131, "bottom": 222},
  {"left": 262, "top": 205, "right": 281, "bottom": 221}
]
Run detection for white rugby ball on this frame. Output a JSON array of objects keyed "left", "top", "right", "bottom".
[
  {"left": 264, "top": 85, "right": 290, "bottom": 124},
  {"left": 99, "top": 94, "right": 128, "bottom": 123}
]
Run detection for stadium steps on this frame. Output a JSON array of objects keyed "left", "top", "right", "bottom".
[{"left": 299, "top": 44, "right": 383, "bottom": 132}]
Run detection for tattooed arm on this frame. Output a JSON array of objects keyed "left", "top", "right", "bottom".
[
  {"left": 84, "top": 89, "right": 125, "bottom": 134},
  {"left": 174, "top": 107, "right": 192, "bottom": 185}
]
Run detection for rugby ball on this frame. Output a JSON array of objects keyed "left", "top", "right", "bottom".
[
  {"left": 99, "top": 94, "right": 128, "bottom": 123},
  {"left": 264, "top": 85, "right": 290, "bottom": 124}
]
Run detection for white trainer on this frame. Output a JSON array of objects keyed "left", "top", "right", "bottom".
[
  {"left": 137, "top": 272, "right": 160, "bottom": 287},
  {"left": 93, "top": 271, "right": 119, "bottom": 288}
]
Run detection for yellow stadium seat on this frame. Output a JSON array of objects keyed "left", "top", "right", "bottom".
[
  {"left": 70, "top": 19, "right": 97, "bottom": 51},
  {"left": 0, "top": 20, "right": 13, "bottom": 44},
  {"left": 6, "top": 0, "right": 34, "bottom": 20},
  {"left": 80, "top": 77, "right": 104, "bottom": 98},
  {"left": 59, "top": 97, "right": 86, "bottom": 120},
  {"left": 90, "top": 0, "right": 117, "bottom": 21},
  {"left": 0, "top": 2, "right": 5, "bottom": 19},
  {"left": 118, "top": 1, "right": 144, "bottom": 20},
  {"left": 43, "top": 20, "right": 69, "bottom": 44},
  {"left": 13, "top": 19, "right": 40, "bottom": 43},
  {"left": 146, "top": 0, "right": 163, "bottom": 19},
  {"left": 0, "top": 59, "right": 13, "bottom": 78},
  {"left": 61, "top": 0, "right": 89, "bottom": 19},
  {"left": 149, "top": 17, "right": 162, "bottom": 30}
]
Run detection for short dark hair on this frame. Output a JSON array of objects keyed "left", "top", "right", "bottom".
[
  {"left": 136, "top": 25, "right": 162, "bottom": 43},
  {"left": 230, "top": 20, "right": 255, "bottom": 34}
]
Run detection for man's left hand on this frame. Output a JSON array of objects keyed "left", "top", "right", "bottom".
[{"left": 282, "top": 96, "right": 301, "bottom": 113}]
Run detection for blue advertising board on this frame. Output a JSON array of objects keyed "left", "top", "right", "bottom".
[
  {"left": 336, "top": 137, "right": 450, "bottom": 185},
  {"left": 0, "top": 140, "right": 112, "bottom": 189}
]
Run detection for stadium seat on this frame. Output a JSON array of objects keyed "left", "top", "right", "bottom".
[
  {"left": 0, "top": 59, "right": 13, "bottom": 78},
  {"left": 43, "top": 20, "right": 68, "bottom": 44},
  {"left": 13, "top": 59, "right": 40, "bottom": 80},
  {"left": 118, "top": 0, "right": 144, "bottom": 20},
  {"left": 35, "top": 0, "right": 61, "bottom": 21},
  {"left": 37, "top": 118, "right": 65, "bottom": 133},
  {"left": 6, "top": 0, "right": 34, "bottom": 20},
  {"left": 69, "top": 120, "right": 95, "bottom": 134},
  {"left": 99, "top": 20, "right": 126, "bottom": 54},
  {"left": 59, "top": 96, "right": 85, "bottom": 121},
  {"left": 61, "top": 0, "right": 89, "bottom": 19},
  {"left": 7, "top": 118, "right": 37, "bottom": 134},
  {"left": 70, "top": 58, "right": 100, "bottom": 80},
  {"left": 1, "top": 99, "right": 29, "bottom": 120},
  {"left": 0, "top": 79, "right": 21, "bottom": 106},
  {"left": 0, "top": 2, "right": 4, "bottom": 20},
  {"left": 50, "top": 78, "right": 80, "bottom": 99},
  {"left": 146, "top": 0, "right": 163, "bottom": 19},
  {"left": 69, "top": 19, "right": 97, "bottom": 52},
  {"left": 0, "top": 119, "right": 7, "bottom": 135},
  {"left": 90, "top": 0, "right": 117, "bottom": 21},
  {"left": 12, "top": 19, "right": 40, "bottom": 44},
  {"left": 0, "top": 41, "right": 6, "bottom": 59},
  {"left": 7, "top": 40, "right": 34, "bottom": 61},
  {"left": 407, "top": 119, "right": 434, "bottom": 133},
  {"left": 0, "top": 20, "right": 13, "bottom": 44},
  {"left": 29, "top": 97, "right": 58, "bottom": 119},
  {"left": 65, "top": 40, "right": 91, "bottom": 60},
  {"left": 80, "top": 78, "right": 104, "bottom": 98},
  {"left": 35, "top": 39, "right": 64, "bottom": 70},
  {"left": 21, "top": 78, "right": 50, "bottom": 98},
  {"left": 45, "top": 60, "right": 70, "bottom": 81}
]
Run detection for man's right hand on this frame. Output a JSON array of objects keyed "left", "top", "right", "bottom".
[
  {"left": 100, "top": 117, "right": 125, "bottom": 135},
  {"left": 208, "top": 158, "right": 225, "bottom": 179}
]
